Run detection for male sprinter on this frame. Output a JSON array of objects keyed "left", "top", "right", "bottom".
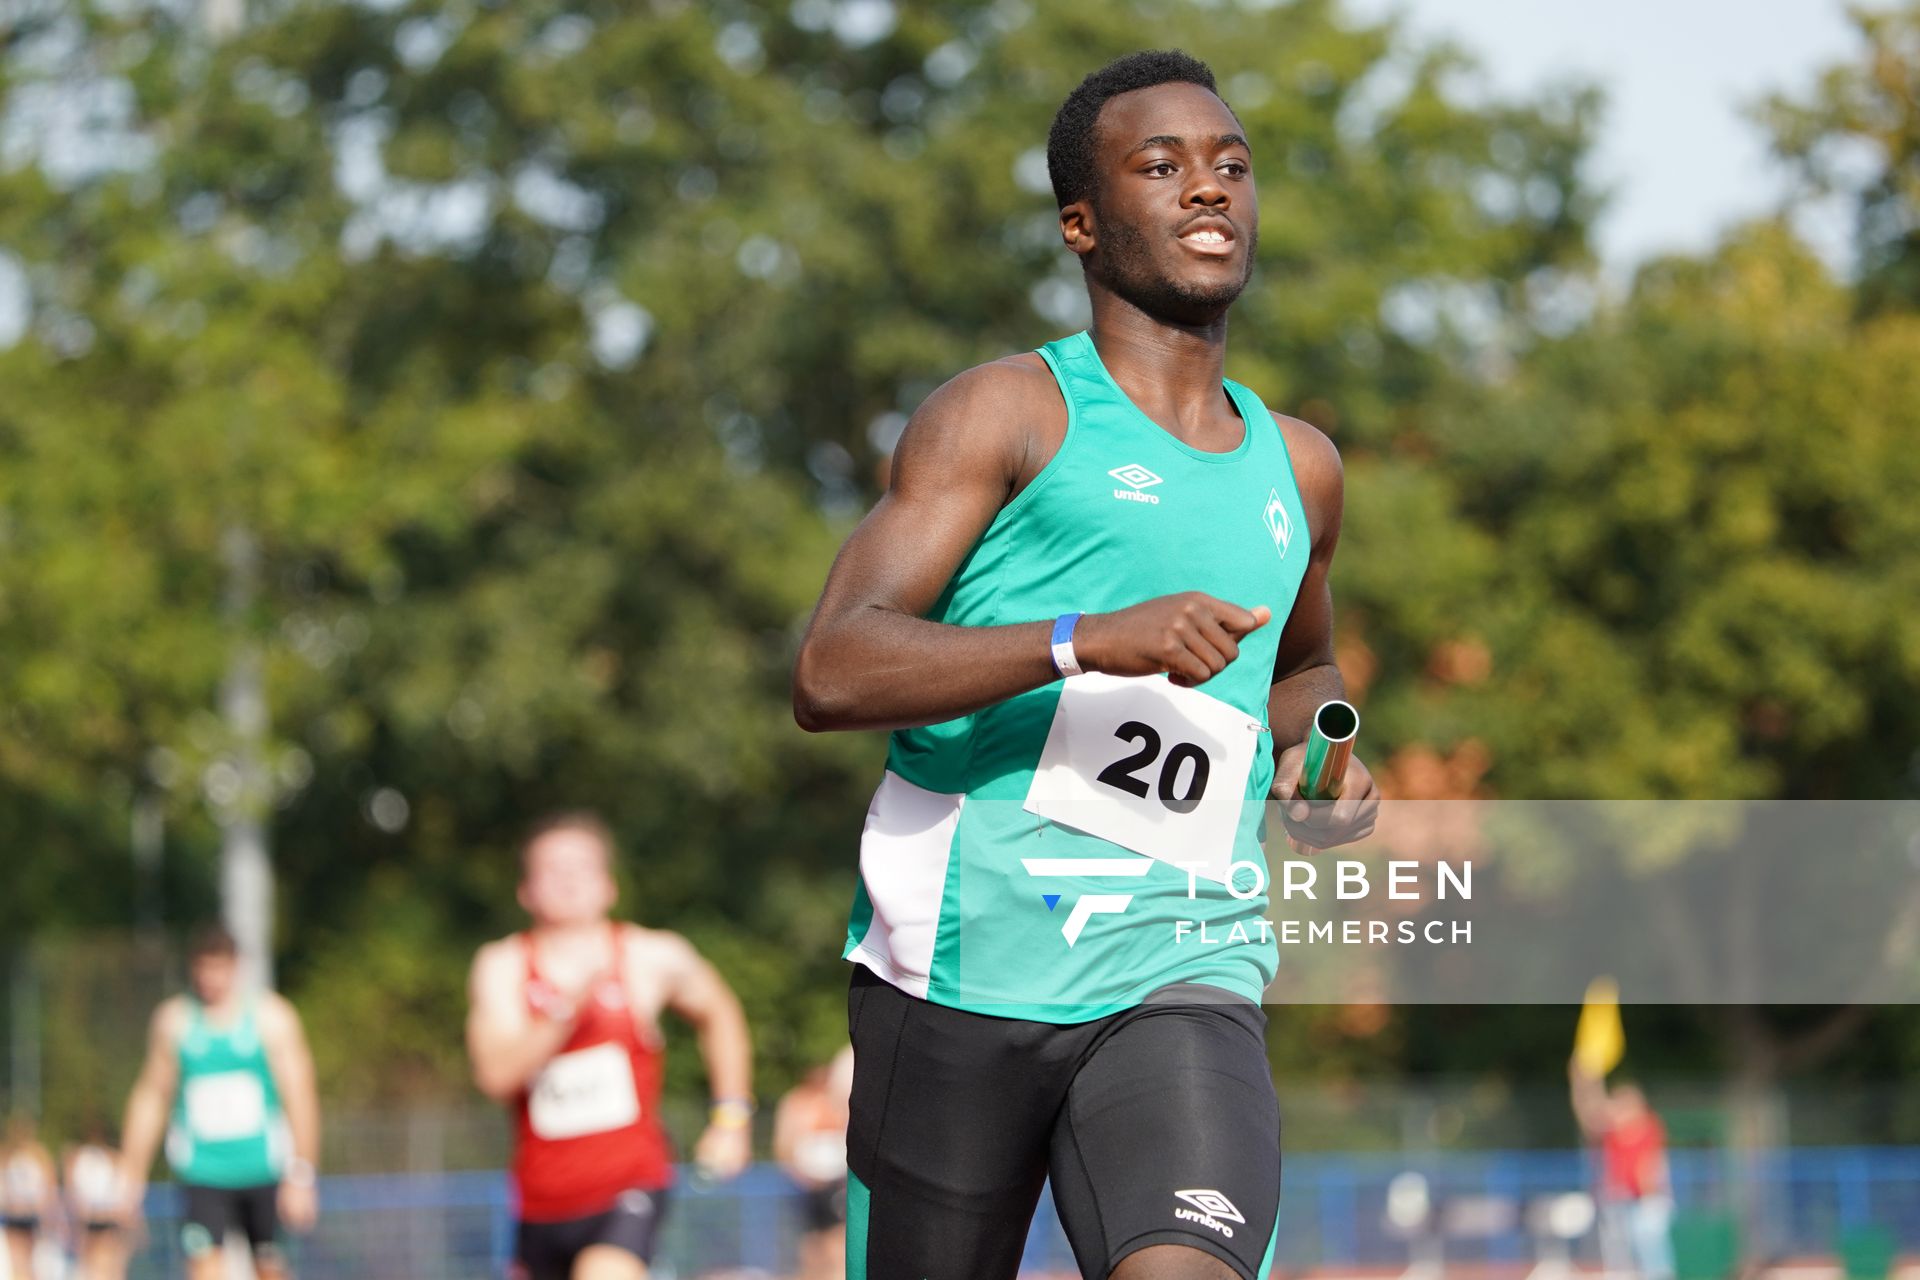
[
  {"left": 467, "top": 812, "right": 755, "bottom": 1280},
  {"left": 793, "top": 52, "right": 1379, "bottom": 1280},
  {"left": 119, "top": 924, "right": 321, "bottom": 1280}
]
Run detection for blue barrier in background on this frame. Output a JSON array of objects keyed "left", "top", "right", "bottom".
[{"left": 118, "top": 1146, "right": 1920, "bottom": 1279}]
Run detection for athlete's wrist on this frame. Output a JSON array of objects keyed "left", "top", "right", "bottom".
[
  {"left": 1063, "top": 611, "right": 1107, "bottom": 675},
  {"left": 283, "top": 1157, "right": 317, "bottom": 1188},
  {"left": 1049, "top": 612, "right": 1086, "bottom": 678},
  {"left": 708, "top": 1097, "right": 755, "bottom": 1129}
]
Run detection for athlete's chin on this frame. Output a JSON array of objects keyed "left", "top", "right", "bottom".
[{"left": 1127, "top": 277, "right": 1251, "bottom": 326}]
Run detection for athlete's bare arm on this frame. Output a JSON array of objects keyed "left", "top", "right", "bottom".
[
  {"left": 1265, "top": 415, "right": 1379, "bottom": 848},
  {"left": 647, "top": 930, "right": 752, "bottom": 1102},
  {"left": 117, "top": 998, "right": 185, "bottom": 1216},
  {"left": 464, "top": 940, "right": 581, "bottom": 1103},
  {"left": 794, "top": 357, "right": 1270, "bottom": 733},
  {"left": 645, "top": 928, "right": 754, "bottom": 1178},
  {"left": 259, "top": 994, "right": 321, "bottom": 1230},
  {"left": 1568, "top": 1057, "right": 1611, "bottom": 1139}
]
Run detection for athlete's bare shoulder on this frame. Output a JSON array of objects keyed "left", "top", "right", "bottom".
[
  {"left": 1272, "top": 410, "right": 1344, "bottom": 542},
  {"left": 621, "top": 923, "right": 698, "bottom": 970},
  {"left": 152, "top": 994, "right": 190, "bottom": 1041},
  {"left": 891, "top": 352, "right": 1067, "bottom": 496},
  {"left": 255, "top": 989, "right": 299, "bottom": 1026},
  {"left": 469, "top": 934, "right": 526, "bottom": 990}
]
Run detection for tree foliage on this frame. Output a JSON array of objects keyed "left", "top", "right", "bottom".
[{"left": 2, "top": 0, "right": 1915, "bottom": 1122}]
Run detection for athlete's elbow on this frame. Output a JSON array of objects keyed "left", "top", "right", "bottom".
[
  {"left": 791, "top": 648, "right": 857, "bottom": 732},
  {"left": 470, "top": 1064, "right": 519, "bottom": 1103},
  {"left": 468, "top": 1051, "right": 521, "bottom": 1102}
]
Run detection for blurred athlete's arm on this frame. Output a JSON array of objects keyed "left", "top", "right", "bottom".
[
  {"left": 1568, "top": 1058, "right": 1610, "bottom": 1140},
  {"left": 117, "top": 999, "right": 184, "bottom": 1219},
  {"left": 794, "top": 358, "right": 1270, "bottom": 733},
  {"left": 770, "top": 1084, "right": 811, "bottom": 1183},
  {"left": 465, "top": 940, "right": 581, "bottom": 1102},
  {"left": 260, "top": 994, "right": 321, "bottom": 1231},
  {"left": 1266, "top": 415, "right": 1379, "bottom": 849},
  {"left": 653, "top": 930, "right": 754, "bottom": 1179}
]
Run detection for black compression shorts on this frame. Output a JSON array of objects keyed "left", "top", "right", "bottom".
[
  {"left": 511, "top": 1187, "right": 668, "bottom": 1280},
  {"left": 845, "top": 965, "right": 1281, "bottom": 1280},
  {"left": 180, "top": 1183, "right": 280, "bottom": 1262}
]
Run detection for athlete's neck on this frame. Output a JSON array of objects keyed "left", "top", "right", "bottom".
[
  {"left": 529, "top": 919, "right": 612, "bottom": 948},
  {"left": 194, "top": 991, "right": 245, "bottom": 1023},
  {"left": 1085, "top": 290, "right": 1234, "bottom": 441}
]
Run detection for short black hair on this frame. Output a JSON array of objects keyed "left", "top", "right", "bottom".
[{"left": 1046, "top": 50, "right": 1222, "bottom": 209}]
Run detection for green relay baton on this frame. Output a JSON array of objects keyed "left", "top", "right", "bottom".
[
  {"left": 1289, "top": 699, "right": 1360, "bottom": 853},
  {"left": 1301, "top": 699, "right": 1360, "bottom": 801}
]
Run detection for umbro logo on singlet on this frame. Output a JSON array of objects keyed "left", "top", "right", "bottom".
[
  {"left": 1174, "top": 1188, "right": 1245, "bottom": 1238},
  {"left": 1109, "top": 464, "right": 1163, "bottom": 505}
]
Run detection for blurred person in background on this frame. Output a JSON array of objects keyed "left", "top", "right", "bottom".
[
  {"left": 1, "top": 1114, "right": 57, "bottom": 1280},
  {"left": 118, "top": 924, "right": 321, "bottom": 1280},
  {"left": 64, "top": 1122, "right": 131, "bottom": 1280},
  {"left": 467, "top": 811, "right": 754, "bottom": 1280},
  {"left": 1571, "top": 1059, "right": 1674, "bottom": 1280},
  {"left": 773, "top": 1046, "right": 854, "bottom": 1280}
]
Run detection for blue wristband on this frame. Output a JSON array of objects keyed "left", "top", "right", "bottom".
[{"left": 1050, "top": 612, "right": 1084, "bottom": 678}]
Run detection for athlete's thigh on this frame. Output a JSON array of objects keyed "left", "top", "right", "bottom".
[
  {"left": 572, "top": 1244, "right": 648, "bottom": 1280},
  {"left": 235, "top": 1183, "right": 281, "bottom": 1249},
  {"left": 1049, "top": 996, "right": 1281, "bottom": 1280},
  {"left": 846, "top": 967, "right": 1074, "bottom": 1280},
  {"left": 178, "top": 1185, "right": 233, "bottom": 1265}
]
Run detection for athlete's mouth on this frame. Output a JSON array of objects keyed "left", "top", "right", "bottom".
[{"left": 1176, "top": 218, "right": 1236, "bottom": 256}]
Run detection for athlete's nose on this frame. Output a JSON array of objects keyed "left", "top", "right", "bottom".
[{"left": 1184, "top": 173, "right": 1230, "bottom": 209}]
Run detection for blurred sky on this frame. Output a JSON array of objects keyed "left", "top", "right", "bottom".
[{"left": 1347, "top": 0, "right": 1864, "bottom": 277}]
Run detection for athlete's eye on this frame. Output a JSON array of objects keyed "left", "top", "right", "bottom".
[
  {"left": 1144, "top": 161, "right": 1176, "bottom": 177},
  {"left": 1219, "top": 161, "right": 1249, "bottom": 178}
]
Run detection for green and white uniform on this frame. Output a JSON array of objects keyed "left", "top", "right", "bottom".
[
  {"left": 843, "top": 330, "right": 1311, "bottom": 1020},
  {"left": 167, "top": 999, "right": 287, "bottom": 1188}
]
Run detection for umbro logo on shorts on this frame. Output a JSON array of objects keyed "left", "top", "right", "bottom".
[
  {"left": 1109, "top": 464, "right": 1163, "bottom": 505},
  {"left": 1174, "top": 1187, "right": 1245, "bottom": 1238}
]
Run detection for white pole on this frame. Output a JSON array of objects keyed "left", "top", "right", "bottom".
[{"left": 219, "top": 526, "right": 273, "bottom": 993}]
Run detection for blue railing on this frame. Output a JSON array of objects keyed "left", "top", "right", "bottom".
[{"left": 117, "top": 1146, "right": 1920, "bottom": 1279}]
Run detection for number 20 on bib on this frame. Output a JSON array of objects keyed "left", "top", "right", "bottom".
[{"left": 1023, "top": 673, "right": 1263, "bottom": 884}]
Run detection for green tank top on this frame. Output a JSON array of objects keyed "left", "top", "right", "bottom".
[
  {"left": 167, "top": 999, "right": 286, "bottom": 1188},
  {"left": 843, "top": 330, "right": 1312, "bottom": 1021}
]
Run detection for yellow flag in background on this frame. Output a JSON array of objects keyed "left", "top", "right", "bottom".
[{"left": 1574, "top": 976, "right": 1625, "bottom": 1078}]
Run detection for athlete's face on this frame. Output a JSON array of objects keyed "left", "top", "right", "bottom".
[
  {"left": 1062, "top": 81, "right": 1258, "bottom": 324},
  {"left": 189, "top": 953, "right": 238, "bottom": 1006},
  {"left": 518, "top": 829, "right": 618, "bottom": 927}
]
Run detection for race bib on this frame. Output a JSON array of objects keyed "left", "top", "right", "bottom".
[
  {"left": 1023, "top": 673, "right": 1263, "bottom": 884},
  {"left": 184, "top": 1071, "right": 267, "bottom": 1143},
  {"left": 528, "top": 1043, "right": 640, "bottom": 1141}
]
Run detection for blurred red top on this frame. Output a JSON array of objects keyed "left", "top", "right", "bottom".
[
  {"left": 512, "top": 927, "right": 673, "bottom": 1221},
  {"left": 1601, "top": 1111, "right": 1666, "bottom": 1200}
]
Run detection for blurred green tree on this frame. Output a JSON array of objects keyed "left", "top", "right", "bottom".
[
  {"left": 1759, "top": 1, "right": 1920, "bottom": 315},
  {"left": 0, "top": 0, "right": 1605, "bottom": 1112}
]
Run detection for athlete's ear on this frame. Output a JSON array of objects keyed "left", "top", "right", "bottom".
[{"left": 1059, "top": 200, "right": 1096, "bottom": 261}]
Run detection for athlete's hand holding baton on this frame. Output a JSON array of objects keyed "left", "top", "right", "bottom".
[{"left": 1271, "top": 699, "right": 1378, "bottom": 853}]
